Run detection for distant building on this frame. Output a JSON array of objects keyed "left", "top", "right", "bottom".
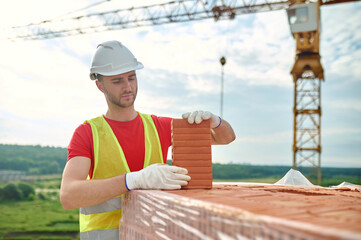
[{"left": 0, "top": 170, "right": 26, "bottom": 182}]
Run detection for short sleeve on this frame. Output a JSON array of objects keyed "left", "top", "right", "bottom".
[{"left": 67, "top": 123, "right": 93, "bottom": 161}]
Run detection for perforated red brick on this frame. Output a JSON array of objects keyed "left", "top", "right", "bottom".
[{"left": 171, "top": 119, "right": 212, "bottom": 189}]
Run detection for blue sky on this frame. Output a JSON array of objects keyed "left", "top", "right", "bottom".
[{"left": 0, "top": 0, "right": 360, "bottom": 168}]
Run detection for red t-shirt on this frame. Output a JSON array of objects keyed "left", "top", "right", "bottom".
[{"left": 67, "top": 114, "right": 172, "bottom": 178}]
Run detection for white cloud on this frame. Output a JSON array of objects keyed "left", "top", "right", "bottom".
[
  {"left": 327, "top": 99, "right": 361, "bottom": 112},
  {"left": 323, "top": 127, "right": 361, "bottom": 136},
  {"left": 0, "top": 40, "right": 103, "bottom": 121},
  {"left": 320, "top": 2, "right": 361, "bottom": 82},
  {"left": 0, "top": 0, "right": 97, "bottom": 28},
  {"left": 187, "top": 75, "right": 219, "bottom": 93},
  {"left": 136, "top": 91, "right": 179, "bottom": 116}
]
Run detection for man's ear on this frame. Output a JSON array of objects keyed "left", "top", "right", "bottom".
[{"left": 95, "top": 81, "right": 104, "bottom": 93}]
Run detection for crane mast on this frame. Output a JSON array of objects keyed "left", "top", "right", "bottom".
[
  {"left": 5, "top": 0, "right": 360, "bottom": 185},
  {"left": 287, "top": 0, "right": 323, "bottom": 184}
]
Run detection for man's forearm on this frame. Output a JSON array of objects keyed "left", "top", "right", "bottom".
[
  {"left": 60, "top": 174, "right": 127, "bottom": 210},
  {"left": 211, "top": 119, "right": 236, "bottom": 145}
]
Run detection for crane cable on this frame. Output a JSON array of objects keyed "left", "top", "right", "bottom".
[{"left": 40, "top": 0, "right": 111, "bottom": 23}]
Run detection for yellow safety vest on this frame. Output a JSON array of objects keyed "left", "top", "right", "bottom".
[{"left": 79, "top": 113, "right": 163, "bottom": 240}]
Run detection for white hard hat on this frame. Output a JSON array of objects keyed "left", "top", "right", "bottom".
[{"left": 89, "top": 40, "right": 143, "bottom": 80}]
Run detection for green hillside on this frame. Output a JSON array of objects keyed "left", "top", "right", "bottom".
[
  {"left": 1, "top": 144, "right": 360, "bottom": 186},
  {"left": 0, "top": 144, "right": 66, "bottom": 175}
]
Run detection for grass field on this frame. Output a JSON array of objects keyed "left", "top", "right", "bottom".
[{"left": 0, "top": 181, "right": 79, "bottom": 240}]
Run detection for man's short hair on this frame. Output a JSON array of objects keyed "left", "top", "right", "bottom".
[{"left": 96, "top": 74, "right": 103, "bottom": 81}]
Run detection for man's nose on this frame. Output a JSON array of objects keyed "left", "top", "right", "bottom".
[{"left": 124, "top": 80, "right": 132, "bottom": 91}]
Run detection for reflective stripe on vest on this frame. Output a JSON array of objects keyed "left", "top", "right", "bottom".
[
  {"left": 80, "top": 228, "right": 119, "bottom": 240},
  {"left": 79, "top": 113, "right": 163, "bottom": 239},
  {"left": 80, "top": 197, "right": 122, "bottom": 215}
]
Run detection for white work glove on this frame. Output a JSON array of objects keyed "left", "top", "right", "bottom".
[
  {"left": 125, "top": 163, "right": 191, "bottom": 190},
  {"left": 182, "top": 110, "right": 221, "bottom": 129}
]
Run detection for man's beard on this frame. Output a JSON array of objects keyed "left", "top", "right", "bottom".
[{"left": 104, "top": 87, "right": 137, "bottom": 108}]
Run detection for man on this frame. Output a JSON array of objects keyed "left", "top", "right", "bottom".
[{"left": 60, "top": 40, "right": 235, "bottom": 240}]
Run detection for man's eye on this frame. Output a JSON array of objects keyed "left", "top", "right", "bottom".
[{"left": 112, "top": 81, "right": 121, "bottom": 84}]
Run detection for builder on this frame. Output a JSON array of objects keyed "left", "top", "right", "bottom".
[{"left": 60, "top": 40, "right": 235, "bottom": 240}]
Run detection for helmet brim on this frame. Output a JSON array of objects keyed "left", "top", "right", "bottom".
[{"left": 89, "top": 62, "right": 143, "bottom": 80}]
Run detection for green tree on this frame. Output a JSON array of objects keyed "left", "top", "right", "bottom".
[
  {"left": 2, "top": 183, "right": 22, "bottom": 200},
  {"left": 38, "top": 192, "right": 47, "bottom": 200},
  {"left": 0, "top": 187, "right": 4, "bottom": 201},
  {"left": 0, "top": 144, "right": 67, "bottom": 175},
  {"left": 18, "top": 182, "right": 35, "bottom": 199}
]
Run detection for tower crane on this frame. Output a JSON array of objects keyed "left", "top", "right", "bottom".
[
  {"left": 6, "top": 0, "right": 360, "bottom": 184},
  {"left": 287, "top": 0, "right": 324, "bottom": 184}
]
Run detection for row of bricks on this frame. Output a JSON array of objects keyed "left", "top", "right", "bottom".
[
  {"left": 172, "top": 128, "right": 211, "bottom": 134},
  {"left": 173, "top": 140, "right": 211, "bottom": 147},
  {"left": 176, "top": 166, "right": 212, "bottom": 174},
  {"left": 186, "top": 179, "right": 213, "bottom": 188},
  {"left": 173, "top": 154, "right": 212, "bottom": 161},
  {"left": 172, "top": 134, "right": 211, "bottom": 141},
  {"left": 172, "top": 147, "right": 211, "bottom": 154},
  {"left": 172, "top": 119, "right": 211, "bottom": 128},
  {"left": 172, "top": 160, "right": 212, "bottom": 167}
]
